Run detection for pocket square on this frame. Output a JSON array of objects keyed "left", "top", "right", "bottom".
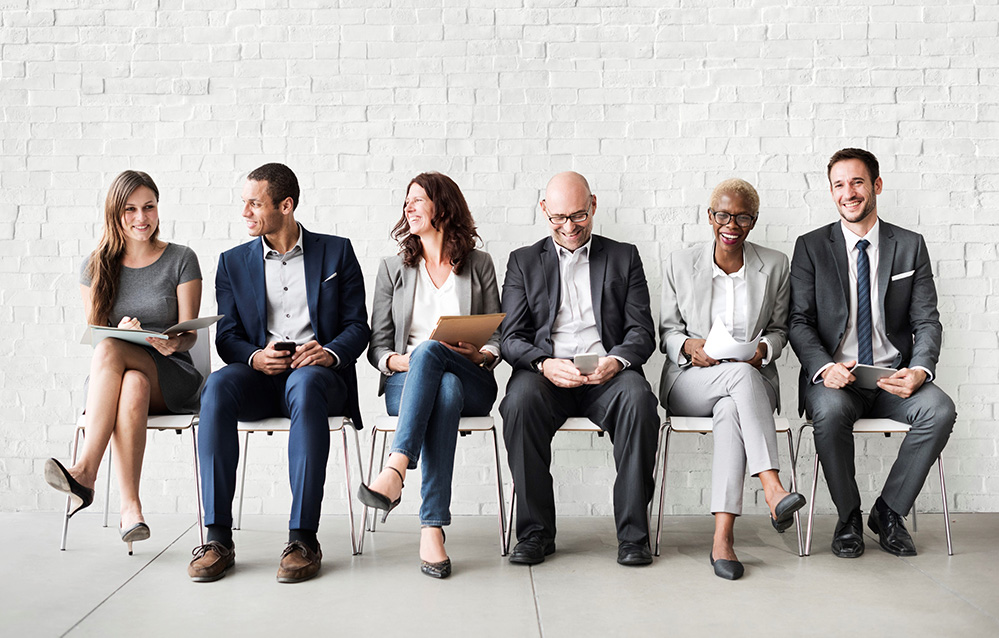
[
  {"left": 891, "top": 270, "right": 915, "bottom": 281},
  {"left": 323, "top": 272, "right": 338, "bottom": 283}
]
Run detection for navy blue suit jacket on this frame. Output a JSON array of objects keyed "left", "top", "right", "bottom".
[{"left": 214, "top": 226, "right": 370, "bottom": 426}]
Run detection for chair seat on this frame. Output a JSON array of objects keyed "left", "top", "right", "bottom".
[
  {"left": 558, "top": 417, "right": 602, "bottom": 432},
  {"left": 75, "top": 412, "right": 197, "bottom": 431},
  {"left": 373, "top": 415, "right": 495, "bottom": 431},
  {"left": 237, "top": 416, "right": 348, "bottom": 432},
  {"left": 667, "top": 416, "right": 792, "bottom": 433},
  {"left": 851, "top": 418, "right": 909, "bottom": 433}
]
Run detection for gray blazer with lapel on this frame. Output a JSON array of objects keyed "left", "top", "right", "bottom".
[
  {"left": 658, "top": 241, "right": 790, "bottom": 411},
  {"left": 368, "top": 248, "right": 502, "bottom": 395},
  {"left": 788, "top": 220, "right": 942, "bottom": 415}
]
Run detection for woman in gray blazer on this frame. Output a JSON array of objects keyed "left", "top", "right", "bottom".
[
  {"left": 659, "top": 178, "right": 804, "bottom": 580},
  {"left": 358, "top": 172, "right": 501, "bottom": 579}
]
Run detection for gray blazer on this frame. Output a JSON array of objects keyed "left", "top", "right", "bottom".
[
  {"left": 368, "top": 249, "right": 502, "bottom": 395},
  {"left": 658, "top": 241, "right": 790, "bottom": 411},
  {"left": 788, "top": 220, "right": 942, "bottom": 415}
]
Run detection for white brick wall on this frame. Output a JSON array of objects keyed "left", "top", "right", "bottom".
[{"left": 2, "top": 1, "right": 997, "bottom": 520}]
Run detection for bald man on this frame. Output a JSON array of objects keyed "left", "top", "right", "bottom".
[{"left": 499, "top": 172, "right": 659, "bottom": 566}]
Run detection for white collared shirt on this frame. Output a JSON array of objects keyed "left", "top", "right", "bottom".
[
  {"left": 710, "top": 257, "right": 748, "bottom": 342},
  {"left": 550, "top": 240, "right": 606, "bottom": 359}
]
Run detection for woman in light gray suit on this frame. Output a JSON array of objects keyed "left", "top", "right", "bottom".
[
  {"left": 659, "top": 178, "right": 805, "bottom": 580},
  {"left": 358, "top": 172, "right": 501, "bottom": 579}
]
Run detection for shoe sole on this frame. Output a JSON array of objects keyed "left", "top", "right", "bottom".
[
  {"left": 190, "top": 559, "right": 235, "bottom": 583},
  {"left": 832, "top": 547, "right": 865, "bottom": 558},
  {"left": 276, "top": 569, "right": 320, "bottom": 584},
  {"left": 121, "top": 524, "right": 151, "bottom": 544},
  {"left": 44, "top": 460, "right": 83, "bottom": 513},
  {"left": 618, "top": 556, "right": 653, "bottom": 566}
]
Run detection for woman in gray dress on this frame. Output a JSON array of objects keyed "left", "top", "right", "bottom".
[{"left": 43, "top": 170, "right": 203, "bottom": 554}]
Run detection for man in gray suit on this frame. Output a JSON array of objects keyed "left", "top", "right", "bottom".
[
  {"left": 789, "top": 148, "right": 956, "bottom": 558},
  {"left": 500, "top": 171, "right": 659, "bottom": 567}
]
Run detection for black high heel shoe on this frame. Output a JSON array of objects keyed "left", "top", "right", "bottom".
[
  {"left": 421, "top": 527, "right": 451, "bottom": 579},
  {"left": 357, "top": 466, "right": 403, "bottom": 523},
  {"left": 43, "top": 458, "right": 94, "bottom": 517}
]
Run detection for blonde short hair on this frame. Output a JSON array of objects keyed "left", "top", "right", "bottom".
[{"left": 709, "top": 178, "right": 760, "bottom": 214}]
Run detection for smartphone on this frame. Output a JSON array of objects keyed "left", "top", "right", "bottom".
[
  {"left": 274, "top": 341, "right": 297, "bottom": 353},
  {"left": 573, "top": 352, "right": 599, "bottom": 375}
]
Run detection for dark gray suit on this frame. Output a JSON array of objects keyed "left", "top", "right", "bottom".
[
  {"left": 499, "top": 235, "right": 659, "bottom": 545},
  {"left": 789, "top": 220, "right": 955, "bottom": 519}
]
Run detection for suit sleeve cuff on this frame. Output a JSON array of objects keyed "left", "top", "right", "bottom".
[
  {"left": 610, "top": 355, "right": 630, "bottom": 370},
  {"left": 480, "top": 345, "right": 500, "bottom": 371},
  {"left": 322, "top": 347, "right": 340, "bottom": 368},
  {"left": 760, "top": 337, "right": 773, "bottom": 367},
  {"left": 377, "top": 352, "right": 396, "bottom": 376},
  {"left": 812, "top": 362, "right": 834, "bottom": 384},
  {"left": 248, "top": 349, "right": 263, "bottom": 367}
]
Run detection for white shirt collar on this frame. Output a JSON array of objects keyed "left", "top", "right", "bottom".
[
  {"left": 261, "top": 223, "right": 304, "bottom": 258},
  {"left": 552, "top": 237, "right": 590, "bottom": 262},
  {"left": 840, "top": 218, "right": 880, "bottom": 252},
  {"left": 710, "top": 248, "right": 746, "bottom": 279}
]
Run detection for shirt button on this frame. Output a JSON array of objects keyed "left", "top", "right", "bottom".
[
  {"left": 284, "top": 287, "right": 288, "bottom": 291},
  {"left": 286, "top": 314, "right": 290, "bottom": 318},
  {"left": 282, "top": 262, "right": 287, "bottom": 266}
]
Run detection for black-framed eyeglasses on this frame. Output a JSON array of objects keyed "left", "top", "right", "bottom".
[
  {"left": 545, "top": 199, "right": 592, "bottom": 225},
  {"left": 709, "top": 208, "right": 757, "bottom": 228}
]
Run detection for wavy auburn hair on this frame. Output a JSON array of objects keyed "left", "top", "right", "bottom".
[
  {"left": 391, "top": 172, "right": 480, "bottom": 275},
  {"left": 85, "top": 170, "right": 160, "bottom": 325}
]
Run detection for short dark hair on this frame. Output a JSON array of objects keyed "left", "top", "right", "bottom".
[
  {"left": 827, "top": 148, "right": 880, "bottom": 184},
  {"left": 247, "top": 163, "right": 300, "bottom": 211}
]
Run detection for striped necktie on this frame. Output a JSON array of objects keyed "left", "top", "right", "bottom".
[{"left": 856, "top": 238, "right": 873, "bottom": 366}]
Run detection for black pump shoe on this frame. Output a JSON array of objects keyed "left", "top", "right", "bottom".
[
  {"left": 710, "top": 552, "right": 745, "bottom": 580},
  {"left": 44, "top": 458, "right": 94, "bottom": 517},
  {"left": 357, "top": 466, "right": 403, "bottom": 523},
  {"left": 770, "top": 492, "right": 806, "bottom": 533},
  {"left": 420, "top": 528, "right": 451, "bottom": 579}
]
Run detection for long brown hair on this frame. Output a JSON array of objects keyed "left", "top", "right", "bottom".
[
  {"left": 86, "top": 171, "right": 160, "bottom": 325},
  {"left": 391, "top": 172, "right": 479, "bottom": 274}
]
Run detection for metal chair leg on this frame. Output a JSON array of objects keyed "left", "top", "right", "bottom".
[
  {"left": 359, "top": 427, "right": 380, "bottom": 549},
  {"left": 506, "top": 483, "right": 516, "bottom": 553},
  {"left": 191, "top": 426, "right": 204, "bottom": 545},
  {"left": 648, "top": 421, "right": 667, "bottom": 549},
  {"left": 785, "top": 429, "right": 804, "bottom": 557},
  {"left": 340, "top": 426, "right": 358, "bottom": 555},
  {"left": 369, "top": 432, "right": 388, "bottom": 533},
  {"left": 234, "top": 431, "right": 250, "bottom": 530},
  {"left": 102, "top": 443, "right": 113, "bottom": 528},
  {"left": 938, "top": 456, "right": 953, "bottom": 555},
  {"left": 490, "top": 427, "right": 508, "bottom": 555},
  {"left": 654, "top": 427, "right": 672, "bottom": 556},
  {"left": 60, "top": 427, "right": 84, "bottom": 551}
]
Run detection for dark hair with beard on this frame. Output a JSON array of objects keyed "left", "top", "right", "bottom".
[
  {"left": 827, "top": 148, "right": 880, "bottom": 184},
  {"left": 247, "top": 163, "right": 300, "bottom": 211},
  {"left": 391, "top": 172, "right": 480, "bottom": 275}
]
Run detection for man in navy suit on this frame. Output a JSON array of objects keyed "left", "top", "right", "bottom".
[
  {"left": 189, "top": 163, "right": 369, "bottom": 583},
  {"left": 789, "top": 148, "right": 955, "bottom": 559},
  {"left": 499, "top": 172, "right": 659, "bottom": 567}
]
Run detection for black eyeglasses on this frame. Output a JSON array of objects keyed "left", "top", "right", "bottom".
[
  {"left": 545, "top": 199, "right": 592, "bottom": 225},
  {"left": 709, "top": 208, "right": 757, "bottom": 228}
]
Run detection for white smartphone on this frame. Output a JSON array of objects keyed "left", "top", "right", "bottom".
[{"left": 573, "top": 352, "right": 600, "bottom": 375}]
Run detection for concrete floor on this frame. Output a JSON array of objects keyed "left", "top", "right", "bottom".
[{"left": 2, "top": 512, "right": 997, "bottom": 637}]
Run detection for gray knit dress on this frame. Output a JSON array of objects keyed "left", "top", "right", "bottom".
[{"left": 80, "top": 243, "right": 203, "bottom": 414}]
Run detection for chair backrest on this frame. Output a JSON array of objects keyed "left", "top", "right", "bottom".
[{"left": 191, "top": 328, "right": 212, "bottom": 393}]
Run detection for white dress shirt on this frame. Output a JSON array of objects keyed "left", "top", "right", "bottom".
[{"left": 550, "top": 241, "right": 606, "bottom": 359}]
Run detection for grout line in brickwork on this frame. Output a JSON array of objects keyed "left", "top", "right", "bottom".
[{"left": 61, "top": 522, "right": 196, "bottom": 637}]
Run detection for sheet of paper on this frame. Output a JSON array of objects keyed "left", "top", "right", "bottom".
[
  {"left": 702, "top": 316, "right": 762, "bottom": 362},
  {"left": 82, "top": 315, "right": 223, "bottom": 347}
]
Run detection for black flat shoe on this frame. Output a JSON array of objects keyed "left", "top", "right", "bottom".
[
  {"left": 357, "top": 466, "right": 403, "bottom": 523},
  {"left": 831, "top": 509, "right": 865, "bottom": 558},
  {"left": 120, "top": 521, "right": 151, "bottom": 555},
  {"left": 771, "top": 492, "right": 806, "bottom": 533},
  {"left": 43, "top": 458, "right": 94, "bottom": 517},
  {"left": 617, "top": 541, "right": 653, "bottom": 566},
  {"left": 420, "top": 528, "right": 452, "bottom": 579},
  {"left": 868, "top": 498, "right": 917, "bottom": 557},
  {"left": 710, "top": 552, "right": 744, "bottom": 580}
]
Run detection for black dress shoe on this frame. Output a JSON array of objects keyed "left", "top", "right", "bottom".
[
  {"left": 868, "top": 498, "right": 917, "bottom": 557},
  {"left": 617, "top": 541, "right": 653, "bottom": 566},
  {"left": 509, "top": 535, "right": 555, "bottom": 565},
  {"left": 709, "top": 552, "right": 744, "bottom": 580},
  {"left": 771, "top": 492, "right": 806, "bottom": 533},
  {"left": 831, "top": 509, "right": 865, "bottom": 558},
  {"left": 43, "top": 458, "right": 94, "bottom": 517}
]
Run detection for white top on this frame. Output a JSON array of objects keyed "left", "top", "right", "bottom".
[
  {"left": 406, "top": 260, "right": 461, "bottom": 350},
  {"left": 710, "top": 257, "right": 748, "bottom": 342},
  {"left": 550, "top": 241, "right": 606, "bottom": 359}
]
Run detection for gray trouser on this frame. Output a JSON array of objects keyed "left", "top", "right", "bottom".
[
  {"left": 667, "top": 362, "right": 779, "bottom": 515},
  {"left": 805, "top": 380, "right": 956, "bottom": 520}
]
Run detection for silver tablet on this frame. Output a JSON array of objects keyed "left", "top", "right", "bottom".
[{"left": 851, "top": 364, "right": 897, "bottom": 390}]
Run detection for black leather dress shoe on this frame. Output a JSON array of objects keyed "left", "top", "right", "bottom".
[
  {"left": 831, "top": 509, "right": 865, "bottom": 558},
  {"left": 868, "top": 498, "right": 917, "bottom": 557},
  {"left": 709, "top": 552, "right": 744, "bottom": 580},
  {"left": 617, "top": 541, "right": 653, "bottom": 566},
  {"left": 509, "top": 536, "right": 555, "bottom": 565}
]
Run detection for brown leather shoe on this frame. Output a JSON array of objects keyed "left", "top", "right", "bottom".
[
  {"left": 188, "top": 541, "right": 235, "bottom": 582},
  {"left": 277, "top": 540, "right": 322, "bottom": 583}
]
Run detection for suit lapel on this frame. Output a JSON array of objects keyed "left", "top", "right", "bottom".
[
  {"left": 302, "top": 227, "right": 323, "bottom": 335},
  {"left": 744, "top": 242, "right": 767, "bottom": 337},
  {"left": 402, "top": 262, "right": 417, "bottom": 335},
  {"left": 588, "top": 236, "right": 606, "bottom": 334},
  {"left": 541, "top": 239, "right": 560, "bottom": 328},
  {"left": 246, "top": 239, "right": 267, "bottom": 340},
  {"left": 691, "top": 242, "right": 714, "bottom": 336},
  {"left": 827, "top": 224, "right": 851, "bottom": 305},
  {"left": 456, "top": 265, "right": 471, "bottom": 315},
  {"left": 877, "top": 222, "right": 896, "bottom": 318}
]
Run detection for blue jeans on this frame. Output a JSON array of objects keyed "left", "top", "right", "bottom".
[{"left": 384, "top": 340, "right": 497, "bottom": 527}]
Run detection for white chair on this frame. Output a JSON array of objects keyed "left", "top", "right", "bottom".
[
  {"left": 797, "top": 418, "right": 953, "bottom": 556},
  {"left": 232, "top": 416, "right": 364, "bottom": 556},
  {"left": 60, "top": 328, "right": 210, "bottom": 550},
  {"left": 652, "top": 416, "right": 804, "bottom": 557},
  {"left": 359, "top": 416, "right": 507, "bottom": 555},
  {"left": 505, "top": 418, "right": 656, "bottom": 555}
]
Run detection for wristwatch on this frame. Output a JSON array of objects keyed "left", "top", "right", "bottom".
[{"left": 531, "top": 356, "right": 550, "bottom": 374}]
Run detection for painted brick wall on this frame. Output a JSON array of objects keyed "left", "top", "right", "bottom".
[{"left": 2, "top": 1, "right": 997, "bottom": 521}]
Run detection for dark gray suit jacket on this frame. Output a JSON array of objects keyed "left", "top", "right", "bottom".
[
  {"left": 368, "top": 249, "right": 501, "bottom": 395},
  {"left": 500, "top": 235, "right": 656, "bottom": 373},
  {"left": 788, "top": 220, "right": 942, "bottom": 415}
]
